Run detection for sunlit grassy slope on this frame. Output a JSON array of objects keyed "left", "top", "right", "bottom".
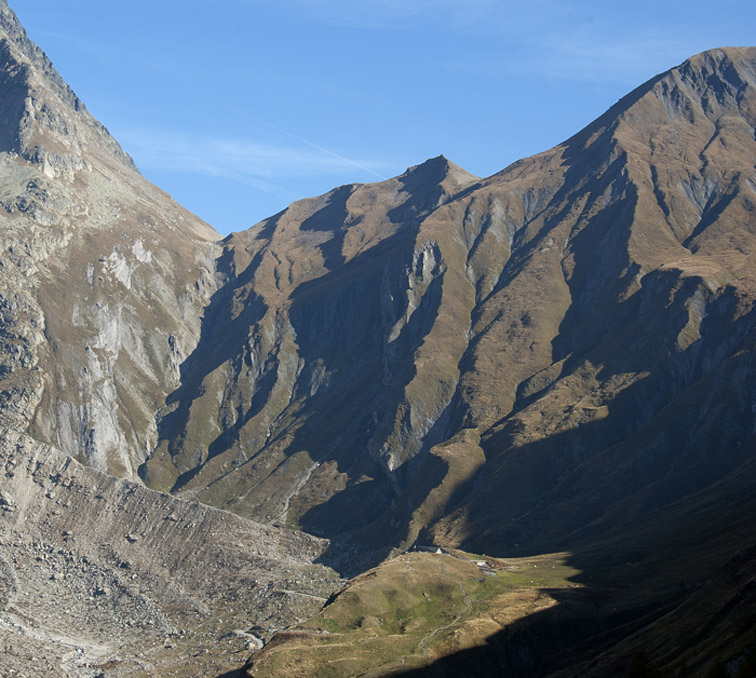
[{"left": 245, "top": 550, "right": 585, "bottom": 677}]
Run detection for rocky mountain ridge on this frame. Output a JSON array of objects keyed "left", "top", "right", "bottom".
[
  {"left": 0, "top": 0, "right": 755, "bottom": 673},
  {"left": 0, "top": 0, "right": 220, "bottom": 481},
  {"left": 0, "top": 4, "right": 340, "bottom": 675},
  {"left": 140, "top": 46, "right": 756, "bottom": 567}
]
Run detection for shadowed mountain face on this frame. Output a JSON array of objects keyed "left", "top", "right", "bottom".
[
  {"left": 143, "top": 48, "right": 756, "bottom": 564},
  {"left": 237, "top": 48, "right": 756, "bottom": 678},
  {"left": 1, "top": 1, "right": 756, "bottom": 674}
]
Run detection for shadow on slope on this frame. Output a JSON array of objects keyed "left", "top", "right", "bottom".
[
  {"left": 278, "top": 229, "right": 446, "bottom": 540},
  {"left": 387, "top": 447, "right": 756, "bottom": 678},
  {"left": 139, "top": 246, "right": 269, "bottom": 489},
  {"left": 144, "top": 161, "right": 459, "bottom": 544}
]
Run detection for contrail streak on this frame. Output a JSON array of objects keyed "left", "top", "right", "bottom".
[{"left": 231, "top": 107, "right": 389, "bottom": 181}]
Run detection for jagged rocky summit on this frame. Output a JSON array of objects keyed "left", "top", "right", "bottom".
[{"left": 1, "top": 0, "right": 756, "bottom": 673}]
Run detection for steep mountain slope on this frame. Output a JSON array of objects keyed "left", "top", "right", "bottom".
[
  {"left": 1, "top": 1, "right": 756, "bottom": 674},
  {"left": 0, "top": 3, "right": 341, "bottom": 676},
  {"left": 142, "top": 155, "right": 481, "bottom": 542},
  {"left": 237, "top": 47, "right": 756, "bottom": 677},
  {"left": 142, "top": 47, "right": 756, "bottom": 570},
  {"left": 0, "top": 0, "right": 220, "bottom": 478},
  {"left": 429, "top": 45, "right": 756, "bottom": 557}
]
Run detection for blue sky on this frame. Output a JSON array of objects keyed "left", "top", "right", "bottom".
[{"left": 10, "top": 0, "right": 755, "bottom": 236}]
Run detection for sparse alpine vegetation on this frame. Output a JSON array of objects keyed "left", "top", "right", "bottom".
[{"left": 0, "top": 0, "right": 755, "bottom": 674}]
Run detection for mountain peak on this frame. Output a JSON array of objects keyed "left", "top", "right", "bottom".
[
  {"left": 0, "top": 2, "right": 136, "bottom": 173},
  {"left": 681, "top": 44, "right": 756, "bottom": 65},
  {"left": 559, "top": 45, "right": 756, "bottom": 167},
  {"left": 0, "top": 16, "right": 755, "bottom": 675},
  {"left": 397, "top": 154, "right": 479, "bottom": 207},
  {"left": 403, "top": 154, "right": 477, "bottom": 183}
]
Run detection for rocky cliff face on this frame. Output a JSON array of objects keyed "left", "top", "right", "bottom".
[
  {"left": 141, "top": 156, "right": 482, "bottom": 541},
  {"left": 0, "top": 0, "right": 220, "bottom": 479},
  {"left": 1, "top": 0, "right": 756, "bottom": 674},
  {"left": 0, "top": 4, "right": 341, "bottom": 675},
  {"left": 428, "top": 46, "right": 756, "bottom": 556}
]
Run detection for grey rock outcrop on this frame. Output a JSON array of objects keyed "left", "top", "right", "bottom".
[
  {"left": 0, "top": 0, "right": 220, "bottom": 477},
  {"left": 0, "top": 6, "right": 345, "bottom": 674}
]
